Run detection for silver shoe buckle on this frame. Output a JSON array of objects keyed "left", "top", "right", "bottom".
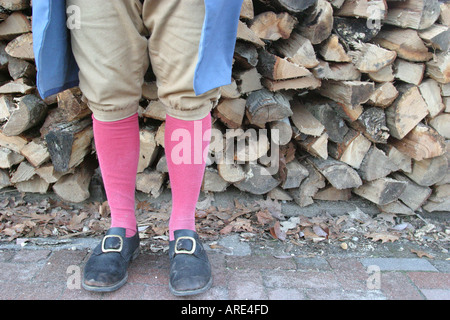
[
  {"left": 101, "top": 235, "right": 123, "bottom": 253},
  {"left": 174, "top": 236, "right": 196, "bottom": 255}
]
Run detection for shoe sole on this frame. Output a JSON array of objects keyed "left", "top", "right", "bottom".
[
  {"left": 169, "top": 276, "right": 213, "bottom": 297},
  {"left": 81, "top": 247, "right": 140, "bottom": 293}
]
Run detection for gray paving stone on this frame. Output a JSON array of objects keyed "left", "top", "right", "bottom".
[{"left": 360, "top": 258, "right": 438, "bottom": 271}]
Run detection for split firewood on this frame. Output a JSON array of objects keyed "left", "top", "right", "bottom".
[
  {"left": 0, "top": 146, "right": 23, "bottom": 168},
  {"left": 256, "top": 0, "right": 317, "bottom": 13},
  {"left": 8, "top": 57, "right": 35, "bottom": 80},
  {"left": 2, "top": 94, "right": 47, "bottom": 136},
  {"left": 312, "top": 60, "right": 361, "bottom": 81},
  {"left": 269, "top": 117, "right": 292, "bottom": 146},
  {"left": 138, "top": 126, "right": 158, "bottom": 173},
  {"left": 257, "top": 49, "right": 311, "bottom": 80},
  {"left": 234, "top": 41, "right": 258, "bottom": 69},
  {"left": 0, "top": 11, "right": 30, "bottom": 40},
  {"left": 367, "top": 82, "right": 398, "bottom": 108},
  {"left": 316, "top": 80, "right": 374, "bottom": 106},
  {"left": 10, "top": 160, "right": 34, "bottom": 183},
  {"left": 425, "top": 51, "right": 450, "bottom": 83},
  {"left": 419, "top": 78, "right": 445, "bottom": 118},
  {"left": 0, "top": 94, "right": 14, "bottom": 119},
  {"left": 373, "top": 27, "right": 433, "bottom": 62},
  {"left": 52, "top": 158, "right": 96, "bottom": 203},
  {"left": 35, "top": 163, "right": 71, "bottom": 184},
  {"left": 304, "top": 98, "right": 349, "bottom": 143},
  {"left": 240, "top": 0, "right": 254, "bottom": 20},
  {"left": 276, "top": 31, "right": 319, "bottom": 68},
  {"left": 393, "top": 59, "right": 425, "bottom": 85},
  {"left": 44, "top": 118, "right": 94, "bottom": 173},
  {"left": 418, "top": 24, "right": 450, "bottom": 51},
  {"left": 318, "top": 34, "right": 351, "bottom": 63},
  {"left": 357, "top": 146, "right": 397, "bottom": 181},
  {"left": 4, "top": 32, "right": 33, "bottom": 60},
  {"left": 367, "top": 64, "right": 395, "bottom": 82},
  {"left": 296, "top": 132, "right": 329, "bottom": 160},
  {"left": 308, "top": 157, "right": 362, "bottom": 189},
  {"left": 15, "top": 175, "right": 49, "bottom": 194},
  {"left": 249, "top": 11, "right": 297, "bottom": 41},
  {"left": 389, "top": 122, "right": 446, "bottom": 161},
  {"left": 262, "top": 75, "right": 321, "bottom": 92},
  {"left": 378, "top": 144, "right": 412, "bottom": 173},
  {"left": 0, "top": 0, "right": 30, "bottom": 11},
  {"left": 422, "top": 184, "right": 450, "bottom": 212},
  {"left": 0, "top": 130, "right": 28, "bottom": 152},
  {"left": 202, "top": 167, "right": 230, "bottom": 193},
  {"left": 141, "top": 100, "right": 166, "bottom": 121},
  {"left": 348, "top": 42, "right": 397, "bottom": 73},
  {"left": 429, "top": 114, "right": 450, "bottom": 139},
  {"left": 234, "top": 68, "right": 263, "bottom": 94},
  {"left": 217, "top": 162, "right": 246, "bottom": 184},
  {"left": 335, "top": 0, "right": 387, "bottom": 19},
  {"left": 236, "top": 21, "right": 265, "bottom": 48},
  {"left": 404, "top": 155, "right": 448, "bottom": 186},
  {"left": 0, "top": 168, "right": 10, "bottom": 189},
  {"left": 440, "top": 2, "right": 450, "bottom": 26},
  {"left": 333, "top": 17, "right": 380, "bottom": 44},
  {"left": 313, "top": 185, "right": 351, "bottom": 201},
  {"left": 20, "top": 139, "right": 50, "bottom": 167},
  {"left": 392, "top": 172, "right": 432, "bottom": 211},
  {"left": 136, "top": 169, "right": 166, "bottom": 198},
  {"left": 245, "top": 89, "right": 292, "bottom": 127},
  {"left": 279, "top": 158, "right": 309, "bottom": 189},
  {"left": 328, "top": 128, "right": 372, "bottom": 169},
  {"left": 297, "top": 0, "right": 333, "bottom": 45},
  {"left": 384, "top": 0, "right": 441, "bottom": 30},
  {"left": 353, "top": 177, "right": 407, "bottom": 205},
  {"left": 220, "top": 79, "right": 241, "bottom": 99},
  {"left": 0, "top": 78, "right": 33, "bottom": 94},
  {"left": 328, "top": 100, "right": 363, "bottom": 122},
  {"left": 289, "top": 159, "right": 325, "bottom": 207},
  {"left": 234, "top": 163, "right": 280, "bottom": 195},
  {"left": 213, "top": 98, "right": 246, "bottom": 129},
  {"left": 267, "top": 186, "right": 293, "bottom": 201},
  {"left": 350, "top": 107, "right": 390, "bottom": 144},
  {"left": 385, "top": 84, "right": 429, "bottom": 140}
]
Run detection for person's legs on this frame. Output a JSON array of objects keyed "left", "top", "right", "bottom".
[
  {"left": 68, "top": 0, "right": 148, "bottom": 236},
  {"left": 143, "top": 0, "right": 219, "bottom": 240},
  {"left": 143, "top": 0, "right": 219, "bottom": 295},
  {"left": 164, "top": 113, "right": 211, "bottom": 241},
  {"left": 67, "top": 0, "right": 148, "bottom": 292},
  {"left": 92, "top": 113, "right": 140, "bottom": 238}
]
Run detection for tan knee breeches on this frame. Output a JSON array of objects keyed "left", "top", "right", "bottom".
[{"left": 67, "top": 0, "right": 220, "bottom": 121}]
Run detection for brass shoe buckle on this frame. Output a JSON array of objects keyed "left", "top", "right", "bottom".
[
  {"left": 101, "top": 235, "right": 123, "bottom": 253},
  {"left": 174, "top": 236, "right": 196, "bottom": 255}
]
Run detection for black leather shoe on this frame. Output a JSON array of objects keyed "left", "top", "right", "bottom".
[
  {"left": 82, "top": 227, "right": 140, "bottom": 292},
  {"left": 169, "top": 229, "right": 212, "bottom": 296}
]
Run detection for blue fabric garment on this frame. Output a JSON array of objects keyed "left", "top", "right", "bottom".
[
  {"left": 32, "top": 0, "right": 79, "bottom": 99},
  {"left": 32, "top": 0, "right": 243, "bottom": 99}
]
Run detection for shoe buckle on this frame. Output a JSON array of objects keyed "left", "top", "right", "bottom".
[
  {"left": 174, "top": 236, "right": 196, "bottom": 255},
  {"left": 101, "top": 235, "right": 123, "bottom": 253}
]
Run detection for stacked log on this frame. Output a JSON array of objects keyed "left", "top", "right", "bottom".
[{"left": 0, "top": 0, "right": 449, "bottom": 215}]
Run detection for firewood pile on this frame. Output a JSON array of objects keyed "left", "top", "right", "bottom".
[{"left": 0, "top": 0, "right": 449, "bottom": 216}]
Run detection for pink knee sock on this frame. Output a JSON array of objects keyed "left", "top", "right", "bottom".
[
  {"left": 92, "top": 113, "right": 140, "bottom": 238},
  {"left": 164, "top": 113, "right": 211, "bottom": 241}
]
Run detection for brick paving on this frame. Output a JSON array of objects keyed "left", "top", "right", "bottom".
[{"left": 0, "top": 241, "right": 449, "bottom": 301}]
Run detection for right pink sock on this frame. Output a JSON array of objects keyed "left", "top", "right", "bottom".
[{"left": 92, "top": 113, "right": 140, "bottom": 238}]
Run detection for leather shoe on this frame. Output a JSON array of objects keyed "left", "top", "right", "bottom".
[
  {"left": 169, "top": 229, "right": 212, "bottom": 296},
  {"left": 82, "top": 227, "right": 140, "bottom": 292}
]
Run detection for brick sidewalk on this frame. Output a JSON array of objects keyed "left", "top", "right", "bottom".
[{"left": 0, "top": 244, "right": 449, "bottom": 300}]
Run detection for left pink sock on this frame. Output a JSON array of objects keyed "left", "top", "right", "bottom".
[
  {"left": 92, "top": 113, "right": 140, "bottom": 238},
  {"left": 164, "top": 113, "right": 211, "bottom": 241}
]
